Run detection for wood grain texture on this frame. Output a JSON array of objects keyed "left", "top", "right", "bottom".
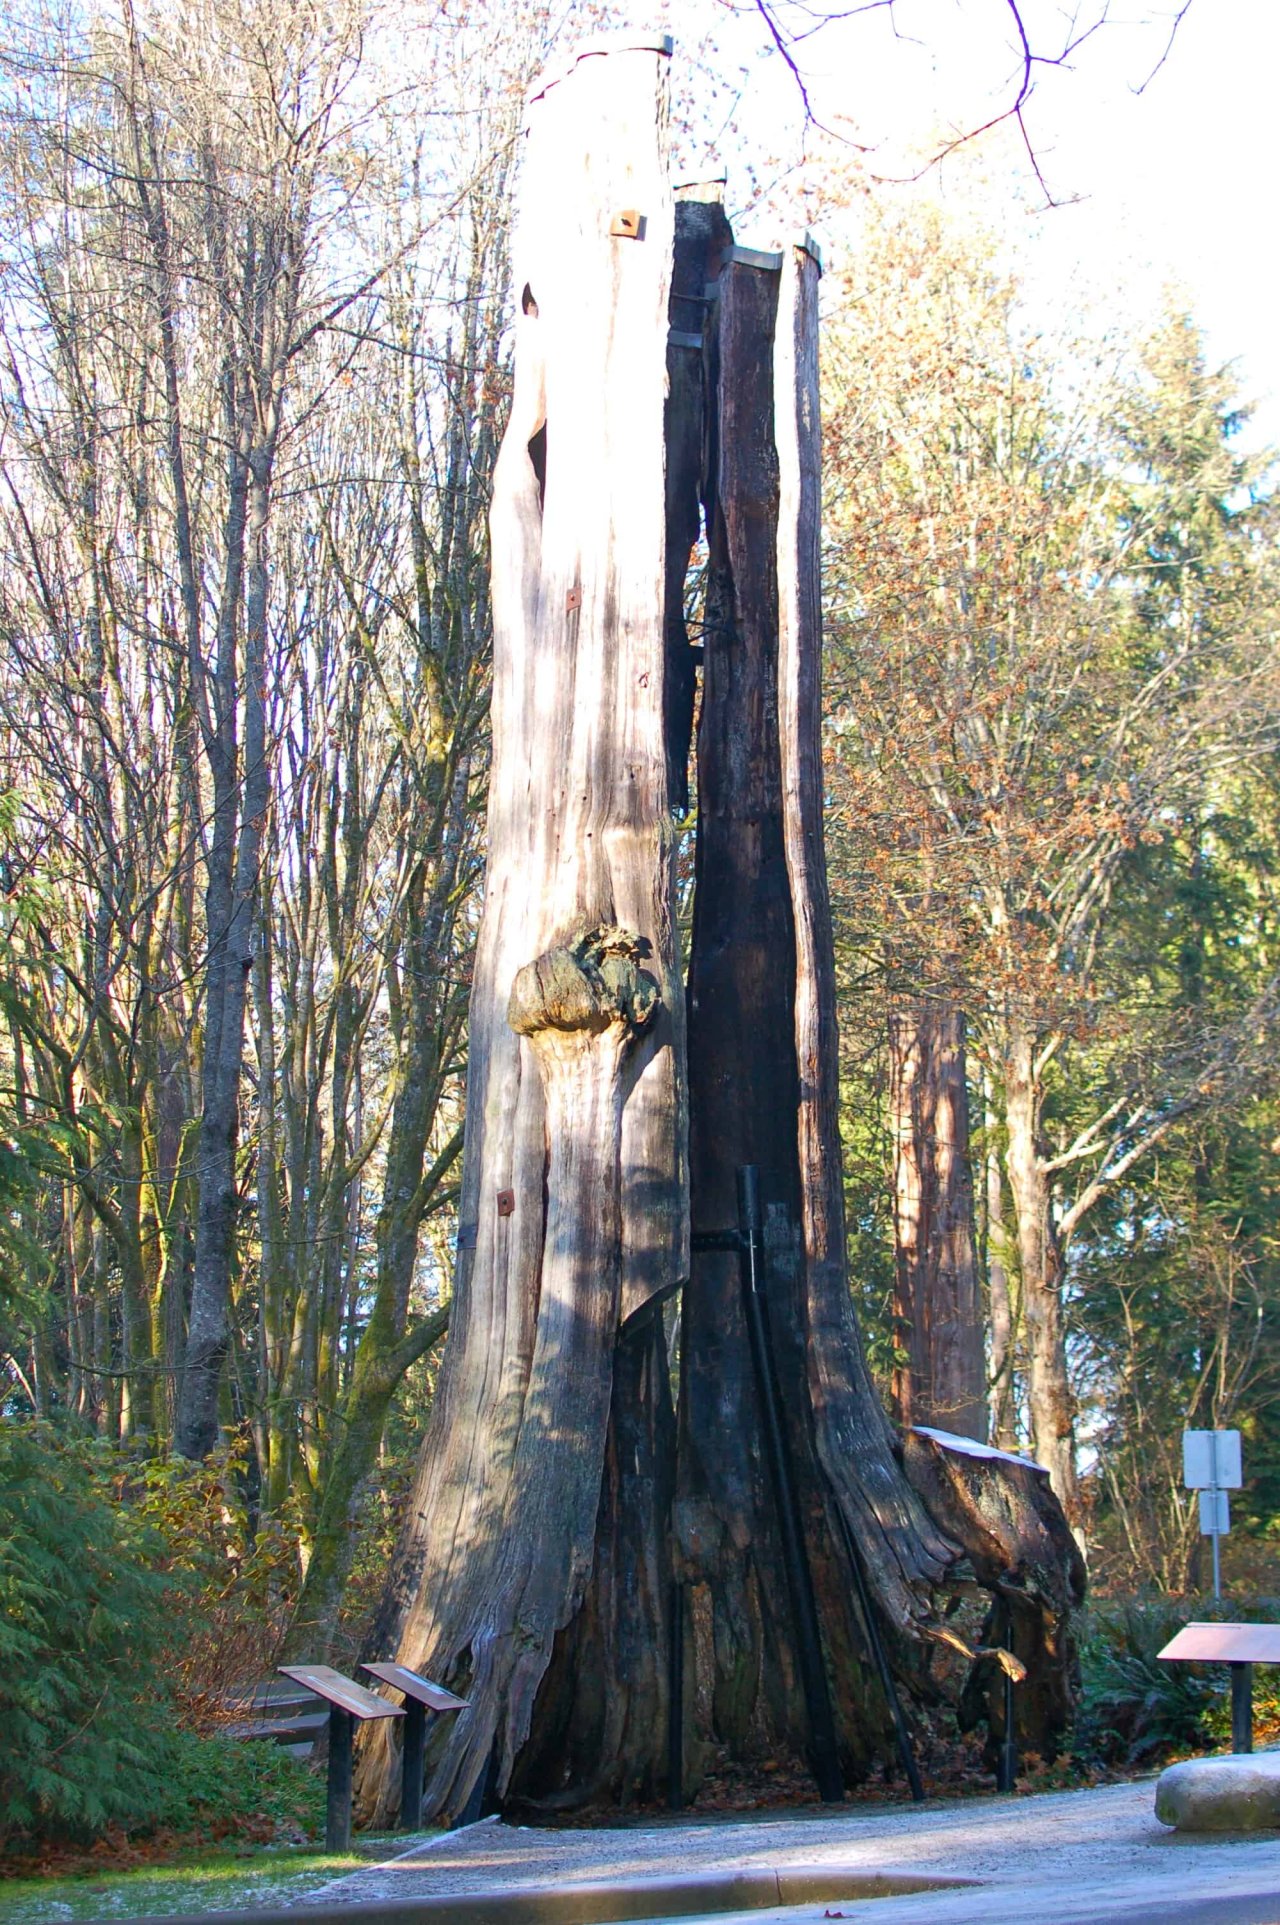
[
  {"left": 357, "top": 41, "right": 681, "bottom": 1824},
  {"left": 672, "top": 238, "right": 955, "bottom": 1783},
  {"left": 903, "top": 1425, "right": 1085, "bottom": 1760}
]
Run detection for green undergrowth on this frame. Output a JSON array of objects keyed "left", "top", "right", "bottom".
[
  {"left": 1075, "top": 1596, "right": 1280, "bottom": 1766},
  {"left": 0, "top": 1424, "right": 326, "bottom": 1855}
]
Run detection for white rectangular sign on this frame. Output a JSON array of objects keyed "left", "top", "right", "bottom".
[
  {"left": 1198, "top": 1488, "right": 1231, "bottom": 1536},
  {"left": 1182, "top": 1429, "right": 1242, "bottom": 1490}
]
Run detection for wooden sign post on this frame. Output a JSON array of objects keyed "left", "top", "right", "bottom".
[{"left": 279, "top": 1665, "right": 402, "bottom": 1850}]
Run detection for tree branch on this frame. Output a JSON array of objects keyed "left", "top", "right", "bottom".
[{"left": 388, "top": 1297, "right": 451, "bottom": 1384}]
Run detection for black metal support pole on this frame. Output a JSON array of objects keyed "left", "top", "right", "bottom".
[
  {"left": 401, "top": 1699, "right": 426, "bottom": 1830},
  {"left": 829, "top": 1501, "right": 925, "bottom": 1803},
  {"left": 667, "top": 1577, "right": 685, "bottom": 1811},
  {"left": 996, "top": 1667, "right": 1018, "bottom": 1792},
  {"left": 736, "top": 1165, "right": 843, "bottom": 1804},
  {"left": 326, "top": 1706, "right": 354, "bottom": 1851},
  {"left": 1231, "top": 1662, "right": 1254, "bottom": 1754}
]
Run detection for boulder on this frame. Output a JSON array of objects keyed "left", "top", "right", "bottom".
[{"left": 1156, "top": 1753, "right": 1280, "bottom": 1830}]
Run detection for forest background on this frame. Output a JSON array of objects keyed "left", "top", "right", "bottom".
[{"left": 1, "top": 0, "right": 1278, "bottom": 1848}]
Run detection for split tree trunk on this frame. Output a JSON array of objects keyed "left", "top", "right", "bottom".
[
  {"left": 888, "top": 1002, "right": 986, "bottom": 1440},
  {"left": 357, "top": 38, "right": 684, "bottom": 1822},
  {"left": 359, "top": 42, "right": 1083, "bottom": 1824},
  {"left": 675, "top": 234, "right": 957, "bottom": 1787}
]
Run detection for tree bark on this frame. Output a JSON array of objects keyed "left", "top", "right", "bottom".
[
  {"left": 677, "top": 243, "right": 825, "bottom": 1766},
  {"left": 1003, "top": 1021, "right": 1081, "bottom": 1524},
  {"left": 903, "top": 1427, "right": 1085, "bottom": 1761},
  {"left": 676, "top": 235, "right": 959, "bottom": 1787},
  {"left": 176, "top": 435, "right": 274, "bottom": 1460},
  {"left": 983, "top": 1069, "right": 1018, "bottom": 1450},
  {"left": 357, "top": 38, "right": 684, "bottom": 1824},
  {"left": 360, "top": 52, "right": 1083, "bottom": 1821},
  {"left": 888, "top": 1002, "right": 985, "bottom": 1440}
]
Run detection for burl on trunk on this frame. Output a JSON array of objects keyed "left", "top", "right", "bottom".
[{"left": 357, "top": 34, "right": 1081, "bottom": 1826}]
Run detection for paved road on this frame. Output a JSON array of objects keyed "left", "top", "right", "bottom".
[
  {"left": 614, "top": 1898, "right": 1280, "bottom": 1925},
  {"left": 308, "top": 1781, "right": 1280, "bottom": 1924}
]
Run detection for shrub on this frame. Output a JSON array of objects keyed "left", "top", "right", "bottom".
[
  {"left": 134, "top": 1727, "right": 323, "bottom": 1840},
  {"left": 1076, "top": 1598, "right": 1240, "bottom": 1765},
  {"left": 126, "top": 1445, "right": 303, "bottom": 1721},
  {"left": 0, "top": 1423, "right": 319, "bottom": 1848}
]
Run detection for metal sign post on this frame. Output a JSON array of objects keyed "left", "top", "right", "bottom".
[
  {"left": 1160, "top": 1623, "right": 1280, "bottom": 1756},
  {"left": 1182, "top": 1429, "right": 1242, "bottom": 1600},
  {"left": 359, "top": 1662, "right": 469, "bottom": 1831}
]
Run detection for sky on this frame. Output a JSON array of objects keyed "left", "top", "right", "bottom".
[{"left": 670, "top": 0, "right": 1280, "bottom": 448}]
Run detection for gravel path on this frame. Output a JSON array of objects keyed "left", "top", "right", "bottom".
[{"left": 308, "top": 1781, "right": 1280, "bottom": 1923}]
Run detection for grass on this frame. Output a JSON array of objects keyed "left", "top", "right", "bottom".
[{"left": 0, "top": 1835, "right": 424, "bottom": 1922}]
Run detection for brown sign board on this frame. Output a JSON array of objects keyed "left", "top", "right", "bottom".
[
  {"left": 278, "top": 1664, "right": 404, "bottom": 1720},
  {"left": 1159, "top": 1623, "right": 1280, "bottom": 1665},
  {"left": 361, "top": 1661, "right": 470, "bottom": 1712}
]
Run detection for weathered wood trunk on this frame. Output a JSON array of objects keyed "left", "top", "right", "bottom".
[
  {"left": 677, "top": 239, "right": 837, "bottom": 1770},
  {"left": 903, "top": 1427, "right": 1085, "bottom": 1762},
  {"left": 888, "top": 1002, "right": 986, "bottom": 1441},
  {"left": 675, "top": 232, "right": 959, "bottom": 1788},
  {"left": 356, "top": 37, "right": 684, "bottom": 1823},
  {"left": 358, "top": 41, "right": 1083, "bottom": 1824}
]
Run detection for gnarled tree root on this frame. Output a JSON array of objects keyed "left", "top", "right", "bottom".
[{"left": 903, "top": 1426, "right": 1086, "bottom": 1763}]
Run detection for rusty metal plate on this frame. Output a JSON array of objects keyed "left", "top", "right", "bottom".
[
  {"left": 1159, "top": 1623, "right": 1280, "bottom": 1664},
  {"left": 278, "top": 1664, "right": 404, "bottom": 1720},
  {"left": 362, "top": 1662, "right": 470, "bottom": 1712}
]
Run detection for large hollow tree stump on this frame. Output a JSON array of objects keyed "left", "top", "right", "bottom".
[{"left": 358, "top": 36, "right": 1083, "bottom": 1827}]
